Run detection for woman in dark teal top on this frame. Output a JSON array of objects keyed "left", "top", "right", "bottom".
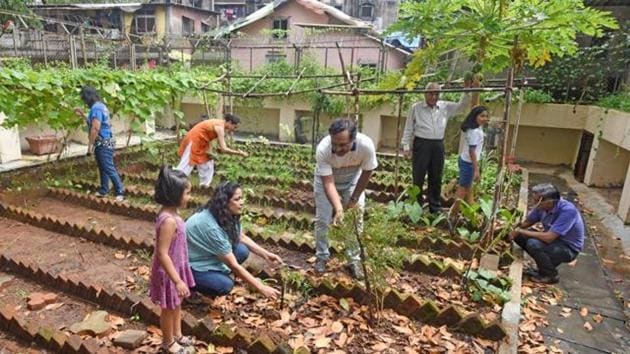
[{"left": 186, "top": 181, "right": 283, "bottom": 298}]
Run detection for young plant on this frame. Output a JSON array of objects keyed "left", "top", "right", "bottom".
[
  {"left": 329, "top": 205, "right": 409, "bottom": 321},
  {"left": 387, "top": 185, "right": 423, "bottom": 224},
  {"left": 465, "top": 269, "right": 512, "bottom": 305}
]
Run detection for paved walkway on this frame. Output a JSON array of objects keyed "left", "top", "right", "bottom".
[
  {"left": 526, "top": 168, "right": 629, "bottom": 353},
  {"left": 0, "top": 130, "right": 175, "bottom": 173}
]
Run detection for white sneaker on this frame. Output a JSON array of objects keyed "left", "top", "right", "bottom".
[
  {"left": 115, "top": 195, "right": 125, "bottom": 202},
  {"left": 94, "top": 191, "right": 107, "bottom": 198}
]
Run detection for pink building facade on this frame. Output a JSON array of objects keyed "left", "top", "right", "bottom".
[{"left": 218, "top": 0, "right": 409, "bottom": 72}]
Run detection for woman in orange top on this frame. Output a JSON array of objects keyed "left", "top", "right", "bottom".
[{"left": 176, "top": 114, "right": 248, "bottom": 187}]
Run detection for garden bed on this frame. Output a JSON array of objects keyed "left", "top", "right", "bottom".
[{"left": 0, "top": 138, "right": 527, "bottom": 352}]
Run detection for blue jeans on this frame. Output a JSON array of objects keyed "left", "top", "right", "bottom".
[
  {"left": 94, "top": 146, "right": 124, "bottom": 196},
  {"left": 514, "top": 234, "right": 578, "bottom": 277},
  {"left": 191, "top": 243, "right": 250, "bottom": 297}
]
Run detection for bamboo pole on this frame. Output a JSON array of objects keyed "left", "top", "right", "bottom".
[
  {"left": 79, "top": 27, "right": 87, "bottom": 66},
  {"left": 394, "top": 94, "right": 403, "bottom": 195},
  {"left": 242, "top": 73, "right": 269, "bottom": 98},
  {"left": 509, "top": 83, "right": 526, "bottom": 159},
  {"left": 321, "top": 87, "right": 508, "bottom": 96},
  {"left": 285, "top": 68, "right": 307, "bottom": 96},
  {"left": 42, "top": 34, "right": 48, "bottom": 67}
]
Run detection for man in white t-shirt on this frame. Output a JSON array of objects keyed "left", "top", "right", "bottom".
[{"left": 313, "top": 118, "right": 378, "bottom": 279}]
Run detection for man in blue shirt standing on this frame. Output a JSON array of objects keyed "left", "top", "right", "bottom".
[
  {"left": 508, "top": 183, "right": 585, "bottom": 284},
  {"left": 75, "top": 86, "right": 124, "bottom": 202}
]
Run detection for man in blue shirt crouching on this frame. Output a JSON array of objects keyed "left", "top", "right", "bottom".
[{"left": 508, "top": 183, "right": 585, "bottom": 284}]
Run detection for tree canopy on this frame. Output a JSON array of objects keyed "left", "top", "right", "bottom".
[{"left": 388, "top": 0, "right": 619, "bottom": 85}]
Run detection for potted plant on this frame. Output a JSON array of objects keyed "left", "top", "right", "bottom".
[{"left": 25, "top": 134, "right": 62, "bottom": 155}]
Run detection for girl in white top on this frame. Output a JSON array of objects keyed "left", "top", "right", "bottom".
[{"left": 454, "top": 106, "right": 489, "bottom": 209}]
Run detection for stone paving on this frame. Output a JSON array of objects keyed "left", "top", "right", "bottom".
[{"left": 527, "top": 168, "right": 630, "bottom": 354}]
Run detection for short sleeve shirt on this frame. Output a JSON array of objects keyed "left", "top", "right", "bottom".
[
  {"left": 186, "top": 209, "right": 241, "bottom": 273},
  {"left": 459, "top": 128, "right": 484, "bottom": 163},
  {"left": 86, "top": 102, "right": 113, "bottom": 139},
  {"left": 526, "top": 198, "right": 585, "bottom": 252},
  {"left": 315, "top": 133, "right": 378, "bottom": 187}
]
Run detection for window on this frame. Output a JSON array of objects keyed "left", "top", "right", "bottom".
[
  {"left": 182, "top": 16, "right": 194, "bottom": 36},
  {"left": 360, "top": 3, "right": 374, "bottom": 19},
  {"left": 272, "top": 18, "right": 288, "bottom": 39},
  {"left": 201, "top": 23, "right": 210, "bottom": 33},
  {"left": 135, "top": 14, "right": 155, "bottom": 34},
  {"left": 266, "top": 50, "right": 286, "bottom": 63}
]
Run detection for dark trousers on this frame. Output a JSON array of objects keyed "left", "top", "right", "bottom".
[
  {"left": 514, "top": 235, "right": 578, "bottom": 277},
  {"left": 191, "top": 243, "right": 250, "bottom": 297},
  {"left": 94, "top": 146, "right": 124, "bottom": 196},
  {"left": 412, "top": 137, "right": 445, "bottom": 213}
]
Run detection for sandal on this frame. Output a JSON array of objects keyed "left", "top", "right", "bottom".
[
  {"left": 176, "top": 335, "right": 195, "bottom": 346},
  {"left": 161, "top": 340, "right": 188, "bottom": 354}
]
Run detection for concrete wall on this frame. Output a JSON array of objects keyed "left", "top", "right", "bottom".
[
  {"left": 229, "top": 0, "right": 407, "bottom": 72},
  {"left": 504, "top": 126, "right": 582, "bottom": 166},
  {"left": 584, "top": 139, "right": 630, "bottom": 187}
]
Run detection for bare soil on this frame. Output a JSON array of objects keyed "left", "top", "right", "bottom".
[
  {"left": 2, "top": 192, "right": 155, "bottom": 246},
  {"left": 0, "top": 217, "right": 150, "bottom": 297},
  {"left": 0, "top": 271, "right": 144, "bottom": 353}
]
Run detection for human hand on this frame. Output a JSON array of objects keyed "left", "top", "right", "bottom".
[
  {"left": 74, "top": 107, "right": 84, "bottom": 117},
  {"left": 507, "top": 229, "right": 519, "bottom": 241},
  {"left": 402, "top": 149, "right": 411, "bottom": 159},
  {"left": 176, "top": 281, "right": 191, "bottom": 298},
  {"left": 259, "top": 284, "right": 280, "bottom": 299},
  {"left": 474, "top": 168, "right": 480, "bottom": 181},
  {"left": 332, "top": 208, "right": 344, "bottom": 226},
  {"left": 239, "top": 150, "right": 249, "bottom": 158},
  {"left": 264, "top": 251, "right": 283, "bottom": 264}
]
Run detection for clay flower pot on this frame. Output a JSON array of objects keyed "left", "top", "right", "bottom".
[{"left": 25, "top": 135, "right": 61, "bottom": 155}]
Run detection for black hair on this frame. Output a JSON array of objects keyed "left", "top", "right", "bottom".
[
  {"left": 154, "top": 166, "right": 189, "bottom": 207},
  {"left": 329, "top": 118, "right": 357, "bottom": 140},
  {"left": 461, "top": 106, "right": 489, "bottom": 132},
  {"left": 531, "top": 183, "right": 561, "bottom": 201},
  {"left": 224, "top": 113, "right": 241, "bottom": 125},
  {"left": 80, "top": 86, "right": 101, "bottom": 108},
  {"left": 203, "top": 181, "right": 241, "bottom": 246}
]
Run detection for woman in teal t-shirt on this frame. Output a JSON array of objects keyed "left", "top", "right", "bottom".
[{"left": 186, "top": 181, "right": 283, "bottom": 299}]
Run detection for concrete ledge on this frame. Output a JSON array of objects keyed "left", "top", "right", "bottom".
[{"left": 498, "top": 168, "right": 529, "bottom": 354}]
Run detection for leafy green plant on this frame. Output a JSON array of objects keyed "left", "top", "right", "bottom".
[
  {"left": 387, "top": 185, "right": 423, "bottom": 223},
  {"left": 279, "top": 267, "right": 312, "bottom": 309},
  {"left": 457, "top": 227, "right": 481, "bottom": 243},
  {"left": 597, "top": 90, "right": 630, "bottom": 113},
  {"left": 329, "top": 206, "right": 409, "bottom": 320},
  {"left": 465, "top": 269, "right": 512, "bottom": 305},
  {"left": 524, "top": 89, "right": 554, "bottom": 104}
]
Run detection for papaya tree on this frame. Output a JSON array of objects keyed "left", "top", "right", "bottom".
[{"left": 388, "top": 0, "right": 619, "bottom": 104}]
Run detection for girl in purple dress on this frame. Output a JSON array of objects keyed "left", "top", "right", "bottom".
[{"left": 150, "top": 166, "right": 195, "bottom": 353}]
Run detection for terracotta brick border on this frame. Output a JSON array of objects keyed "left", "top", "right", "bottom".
[{"left": 0, "top": 255, "right": 280, "bottom": 353}]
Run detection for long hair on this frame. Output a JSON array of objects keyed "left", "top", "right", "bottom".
[
  {"left": 80, "top": 86, "right": 101, "bottom": 107},
  {"left": 204, "top": 181, "right": 241, "bottom": 246},
  {"left": 461, "top": 106, "right": 488, "bottom": 132},
  {"left": 154, "top": 166, "right": 189, "bottom": 207}
]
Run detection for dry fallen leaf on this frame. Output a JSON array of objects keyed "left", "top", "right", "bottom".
[
  {"left": 114, "top": 252, "right": 125, "bottom": 260},
  {"left": 331, "top": 321, "right": 344, "bottom": 333},
  {"left": 44, "top": 303, "right": 64, "bottom": 311},
  {"left": 557, "top": 328, "right": 564, "bottom": 334},
  {"left": 593, "top": 314, "right": 603, "bottom": 323},
  {"left": 584, "top": 322, "right": 593, "bottom": 331},
  {"left": 371, "top": 343, "right": 389, "bottom": 352},
  {"left": 314, "top": 337, "right": 331, "bottom": 348},
  {"left": 580, "top": 307, "right": 588, "bottom": 317},
  {"left": 339, "top": 298, "right": 350, "bottom": 311},
  {"left": 335, "top": 332, "right": 348, "bottom": 347},
  {"left": 393, "top": 325, "right": 413, "bottom": 335}
]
